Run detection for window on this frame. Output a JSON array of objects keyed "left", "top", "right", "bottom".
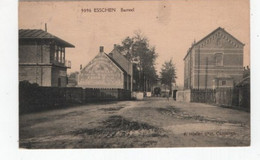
[
  {"left": 222, "top": 80, "right": 226, "bottom": 86},
  {"left": 55, "top": 45, "right": 59, "bottom": 62},
  {"left": 62, "top": 47, "right": 65, "bottom": 63},
  {"left": 54, "top": 46, "right": 64, "bottom": 63},
  {"left": 54, "top": 45, "right": 57, "bottom": 61},
  {"left": 59, "top": 46, "right": 62, "bottom": 63},
  {"left": 215, "top": 53, "right": 223, "bottom": 66}
]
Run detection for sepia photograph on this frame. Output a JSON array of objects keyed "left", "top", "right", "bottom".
[{"left": 17, "top": 0, "right": 251, "bottom": 149}]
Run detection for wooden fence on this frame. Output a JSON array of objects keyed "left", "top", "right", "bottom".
[
  {"left": 190, "top": 88, "right": 239, "bottom": 107},
  {"left": 190, "top": 89, "right": 216, "bottom": 103},
  {"left": 19, "top": 81, "right": 131, "bottom": 114}
]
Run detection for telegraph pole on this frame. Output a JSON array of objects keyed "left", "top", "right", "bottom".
[
  {"left": 205, "top": 57, "right": 208, "bottom": 102},
  {"left": 205, "top": 57, "right": 208, "bottom": 89},
  {"left": 197, "top": 46, "right": 200, "bottom": 90}
]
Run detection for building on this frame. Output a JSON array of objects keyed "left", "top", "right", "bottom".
[
  {"left": 19, "top": 29, "right": 75, "bottom": 87},
  {"left": 236, "top": 66, "right": 250, "bottom": 108},
  {"left": 183, "top": 27, "right": 244, "bottom": 89},
  {"left": 108, "top": 45, "right": 133, "bottom": 91},
  {"left": 77, "top": 46, "right": 133, "bottom": 91}
]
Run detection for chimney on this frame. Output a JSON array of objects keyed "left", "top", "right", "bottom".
[
  {"left": 100, "top": 46, "right": 104, "bottom": 52},
  {"left": 45, "top": 23, "right": 47, "bottom": 32},
  {"left": 114, "top": 44, "right": 117, "bottom": 49},
  {"left": 80, "top": 64, "right": 82, "bottom": 70}
]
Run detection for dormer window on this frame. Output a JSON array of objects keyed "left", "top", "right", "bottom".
[{"left": 215, "top": 53, "right": 223, "bottom": 66}]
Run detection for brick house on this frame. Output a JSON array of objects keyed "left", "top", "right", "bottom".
[
  {"left": 183, "top": 27, "right": 244, "bottom": 89},
  {"left": 77, "top": 46, "right": 133, "bottom": 91},
  {"left": 19, "top": 29, "right": 75, "bottom": 87}
]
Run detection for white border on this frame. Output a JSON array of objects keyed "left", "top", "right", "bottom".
[{"left": 0, "top": 0, "right": 260, "bottom": 160}]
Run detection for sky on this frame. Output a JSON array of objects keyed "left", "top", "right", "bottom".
[{"left": 19, "top": 0, "right": 250, "bottom": 86}]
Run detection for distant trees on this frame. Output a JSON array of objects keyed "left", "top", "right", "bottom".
[
  {"left": 117, "top": 31, "right": 158, "bottom": 92},
  {"left": 160, "top": 58, "right": 177, "bottom": 95},
  {"left": 68, "top": 71, "right": 79, "bottom": 79},
  {"left": 67, "top": 71, "right": 79, "bottom": 86}
]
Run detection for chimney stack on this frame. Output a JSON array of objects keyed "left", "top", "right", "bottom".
[
  {"left": 80, "top": 64, "right": 82, "bottom": 70},
  {"left": 45, "top": 23, "right": 47, "bottom": 32},
  {"left": 114, "top": 44, "right": 117, "bottom": 48},
  {"left": 100, "top": 46, "right": 104, "bottom": 52}
]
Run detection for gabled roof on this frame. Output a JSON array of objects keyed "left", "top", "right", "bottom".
[
  {"left": 104, "top": 53, "right": 127, "bottom": 74},
  {"left": 236, "top": 76, "right": 250, "bottom": 87},
  {"left": 80, "top": 52, "right": 126, "bottom": 75},
  {"left": 19, "top": 29, "right": 75, "bottom": 47},
  {"left": 108, "top": 47, "right": 132, "bottom": 75},
  {"left": 194, "top": 27, "right": 244, "bottom": 47},
  {"left": 183, "top": 27, "right": 244, "bottom": 60}
]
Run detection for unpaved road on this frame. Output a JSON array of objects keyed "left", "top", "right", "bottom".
[{"left": 19, "top": 97, "right": 250, "bottom": 148}]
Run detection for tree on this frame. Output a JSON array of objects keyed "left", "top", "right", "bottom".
[
  {"left": 160, "top": 59, "right": 177, "bottom": 95},
  {"left": 117, "top": 31, "right": 158, "bottom": 92},
  {"left": 68, "top": 71, "right": 79, "bottom": 79},
  {"left": 67, "top": 71, "right": 79, "bottom": 86}
]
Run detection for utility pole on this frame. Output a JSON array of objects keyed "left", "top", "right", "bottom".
[
  {"left": 197, "top": 46, "right": 200, "bottom": 90},
  {"left": 205, "top": 57, "right": 208, "bottom": 102},
  {"left": 205, "top": 57, "right": 208, "bottom": 89}
]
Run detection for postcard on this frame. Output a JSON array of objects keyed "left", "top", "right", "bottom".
[{"left": 18, "top": 0, "right": 250, "bottom": 150}]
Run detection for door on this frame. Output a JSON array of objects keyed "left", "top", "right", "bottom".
[{"left": 58, "top": 78, "right": 61, "bottom": 87}]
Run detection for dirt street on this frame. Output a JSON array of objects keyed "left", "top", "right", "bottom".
[{"left": 19, "top": 97, "right": 250, "bottom": 148}]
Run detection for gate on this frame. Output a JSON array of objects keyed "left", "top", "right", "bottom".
[{"left": 215, "top": 88, "right": 237, "bottom": 106}]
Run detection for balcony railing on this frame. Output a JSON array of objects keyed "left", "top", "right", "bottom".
[{"left": 51, "top": 59, "right": 71, "bottom": 68}]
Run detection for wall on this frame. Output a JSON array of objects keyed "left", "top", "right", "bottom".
[
  {"left": 19, "top": 39, "right": 69, "bottom": 87},
  {"left": 184, "top": 50, "right": 192, "bottom": 89},
  {"left": 19, "top": 40, "right": 51, "bottom": 64},
  {"left": 213, "top": 78, "right": 234, "bottom": 89},
  {"left": 192, "top": 49, "right": 243, "bottom": 89},
  {"left": 176, "top": 90, "right": 191, "bottom": 102},
  {"left": 51, "top": 67, "right": 67, "bottom": 87},
  {"left": 190, "top": 30, "right": 244, "bottom": 89},
  {"left": 78, "top": 53, "right": 124, "bottom": 89},
  {"left": 19, "top": 66, "right": 52, "bottom": 86}
]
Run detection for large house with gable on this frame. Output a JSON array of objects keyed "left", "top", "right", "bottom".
[
  {"left": 77, "top": 46, "right": 133, "bottom": 91},
  {"left": 183, "top": 27, "right": 244, "bottom": 90}
]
